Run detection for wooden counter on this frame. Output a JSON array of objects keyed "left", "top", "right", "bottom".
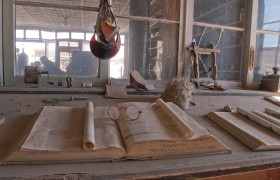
[{"left": 0, "top": 89, "right": 279, "bottom": 179}]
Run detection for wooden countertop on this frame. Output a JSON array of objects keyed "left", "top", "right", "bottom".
[{"left": 0, "top": 90, "right": 279, "bottom": 179}]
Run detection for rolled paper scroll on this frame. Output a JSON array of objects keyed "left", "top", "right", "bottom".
[{"left": 83, "top": 101, "right": 95, "bottom": 151}]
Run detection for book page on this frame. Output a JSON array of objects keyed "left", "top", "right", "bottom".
[
  {"left": 4, "top": 105, "right": 126, "bottom": 163},
  {"left": 116, "top": 101, "right": 210, "bottom": 150},
  {"left": 21, "top": 106, "right": 85, "bottom": 151},
  {"left": 21, "top": 104, "right": 125, "bottom": 153}
]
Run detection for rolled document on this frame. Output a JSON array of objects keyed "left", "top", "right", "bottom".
[
  {"left": 156, "top": 98, "right": 194, "bottom": 139},
  {"left": 237, "top": 107, "right": 280, "bottom": 135},
  {"left": 83, "top": 101, "right": 95, "bottom": 151},
  {"left": 253, "top": 110, "right": 280, "bottom": 127}
]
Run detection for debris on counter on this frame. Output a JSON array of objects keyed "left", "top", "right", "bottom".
[{"left": 224, "top": 105, "right": 234, "bottom": 112}]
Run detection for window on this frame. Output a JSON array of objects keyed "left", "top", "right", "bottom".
[
  {"left": 85, "top": 33, "right": 93, "bottom": 41},
  {"left": 41, "top": 31, "right": 55, "bottom": 40},
  {"left": 254, "top": 0, "right": 280, "bottom": 81},
  {"left": 16, "top": 30, "right": 24, "bottom": 39},
  {"left": 71, "top": 32, "right": 84, "bottom": 39},
  {"left": 193, "top": 0, "right": 247, "bottom": 81},
  {"left": 26, "top": 30, "right": 39, "bottom": 39},
  {"left": 16, "top": 42, "right": 45, "bottom": 75},
  {"left": 57, "top": 32, "right": 70, "bottom": 39},
  {"left": 12, "top": 0, "right": 180, "bottom": 82}
]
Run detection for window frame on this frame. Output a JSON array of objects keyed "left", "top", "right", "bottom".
[{"left": 0, "top": 0, "right": 263, "bottom": 89}]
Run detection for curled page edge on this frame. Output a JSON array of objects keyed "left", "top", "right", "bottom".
[{"left": 156, "top": 98, "right": 194, "bottom": 139}]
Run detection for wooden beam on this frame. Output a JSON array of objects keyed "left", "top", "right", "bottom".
[
  {"left": 0, "top": 0, "right": 3, "bottom": 86},
  {"left": 193, "top": 22, "right": 246, "bottom": 32},
  {"left": 14, "top": 1, "right": 100, "bottom": 12},
  {"left": 179, "top": 0, "right": 194, "bottom": 78},
  {"left": 256, "top": 29, "right": 280, "bottom": 36},
  {"left": 242, "top": 0, "right": 258, "bottom": 89},
  {"left": 3, "top": 0, "right": 14, "bottom": 86},
  {"left": 188, "top": 46, "right": 221, "bottom": 55},
  {"left": 162, "top": 0, "right": 180, "bottom": 79}
]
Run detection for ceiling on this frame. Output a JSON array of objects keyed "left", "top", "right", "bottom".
[{"left": 15, "top": 0, "right": 163, "bottom": 33}]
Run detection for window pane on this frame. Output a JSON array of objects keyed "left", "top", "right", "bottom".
[
  {"left": 15, "top": 0, "right": 179, "bottom": 80},
  {"left": 254, "top": 33, "right": 280, "bottom": 81},
  {"left": 110, "top": 45, "right": 125, "bottom": 78},
  {"left": 71, "top": 32, "right": 84, "bottom": 39},
  {"left": 47, "top": 43, "right": 56, "bottom": 61},
  {"left": 192, "top": 27, "right": 245, "bottom": 81},
  {"left": 59, "top": 41, "right": 79, "bottom": 47},
  {"left": 16, "top": 30, "right": 24, "bottom": 39},
  {"left": 86, "top": 33, "right": 94, "bottom": 41},
  {"left": 16, "top": 42, "right": 45, "bottom": 75},
  {"left": 26, "top": 30, "right": 40, "bottom": 39},
  {"left": 120, "top": 35, "right": 125, "bottom": 45},
  {"left": 57, "top": 32, "right": 69, "bottom": 39},
  {"left": 194, "top": 0, "right": 246, "bottom": 28},
  {"left": 83, "top": 41, "right": 91, "bottom": 51},
  {"left": 258, "top": 0, "right": 280, "bottom": 31},
  {"left": 42, "top": 31, "right": 55, "bottom": 40},
  {"left": 67, "top": 50, "right": 99, "bottom": 77}
]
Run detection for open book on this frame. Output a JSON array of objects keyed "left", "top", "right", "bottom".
[
  {"left": 207, "top": 107, "right": 280, "bottom": 151},
  {"left": 2, "top": 99, "right": 230, "bottom": 163}
]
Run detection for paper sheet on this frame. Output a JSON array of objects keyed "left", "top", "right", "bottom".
[{"left": 21, "top": 106, "right": 85, "bottom": 151}]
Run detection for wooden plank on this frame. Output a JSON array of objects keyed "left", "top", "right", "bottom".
[
  {"left": 161, "top": 0, "right": 180, "bottom": 79},
  {"left": 196, "top": 169, "right": 278, "bottom": 180},
  {"left": 242, "top": 0, "right": 258, "bottom": 89},
  {"left": 188, "top": 46, "right": 221, "bottom": 54},
  {"left": 193, "top": 22, "right": 246, "bottom": 32}
]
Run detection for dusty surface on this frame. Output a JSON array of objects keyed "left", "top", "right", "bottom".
[{"left": 0, "top": 88, "right": 280, "bottom": 179}]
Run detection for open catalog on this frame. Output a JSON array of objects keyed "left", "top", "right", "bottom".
[
  {"left": 1, "top": 99, "right": 230, "bottom": 164},
  {"left": 207, "top": 107, "right": 280, "bottom": 151}
]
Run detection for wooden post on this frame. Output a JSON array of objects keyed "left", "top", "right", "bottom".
[
  {"left": 161, "top": 0, "right": 180, "bottom": 80},
  {"left": 3, "top": 0, "right": 15, "bottom": 86},
  {"left": 211, "top": 44, "right": 218, "bottom": 80},
  {"left": 242, "top": 0, "right": 258, "bottom": 89},
  {"left": 181, "top": 0, "right": 194, "bottom": 79},
  {"left": 0, "top": 0, "right": 3, "bottom": 86}
]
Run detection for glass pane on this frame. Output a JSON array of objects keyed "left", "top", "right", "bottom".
[
  {"left": 86, "top": 33, "right": 94, "bottom": 41},
  {"left": 42, "top": 31, "right": 55, "bottom": 40},
  {"left": 67, "top": 50, "right": 99, "bottom": 77},
  {"left": 194, "top": 0, "right": 246, "bottom": 28},
  {"left": 47, "top": 43, "right": 56, "bottom": 61},
  {"left": 71, "top": 32, "right": 84, "bottom": 39},
  {"left": 26, "top": 30, "right": 40, "bottom": 39},
  {"left": 16, "top": 42, "right": 45, "bottom": 75},
  {"left": 57, "top": 32, "right": 69, "bottom": 39},
  {"left": 60, "top": 52, "right": 71, "bottom": 72},
  {"left": 59, "top": 41, "right": 79, "bottom": 47},
  {"left": 15, "top": 0, "right": 180, "bottom": 80},
  {"left": 110, "top": 45, "right": 125, "bottom": 78},
  {"left": 254, "top": 33, "right": 280, "bottom": 81},
  {"left": 192, "top": 26, "right": 245, "bottom": 81},
  {"left": 120, "top": 35, "right": 125, "bottom": 45},
  {"left": 16, "top": 30, "right": 24, "bottom": 39},
  {"left": 258, "top": 0, "right": 280, "bottom": 31}
]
